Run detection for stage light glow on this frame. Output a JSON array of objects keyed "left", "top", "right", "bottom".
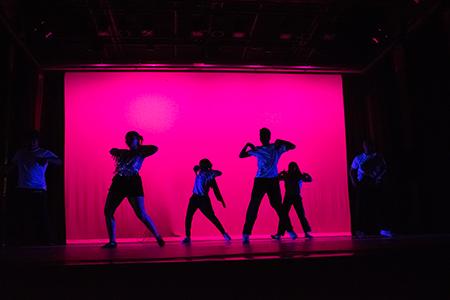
[{"left": 127, "top": 94, "right": 179, "bottom": 132}]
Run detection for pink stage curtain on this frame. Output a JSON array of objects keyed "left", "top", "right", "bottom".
[{"left": 64, "top": 72, "right": 351, "bottom": 242}]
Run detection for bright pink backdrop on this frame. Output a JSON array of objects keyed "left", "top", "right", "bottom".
[{"left": 64, "top": 72, "right": 350, "bottom": 242}]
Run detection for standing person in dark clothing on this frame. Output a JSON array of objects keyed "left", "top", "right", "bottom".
[
  {"left": 350, "top": 140, "right": 391, "bottom": 238},
  {"left": 240, "top": 128, "right": 297, "bottom": 244},
  {"left": 9, "top": 130, "right": 62, "bottom": 245},
  {"left": 272, "top": 161, "right": 313, "bottom": 240},
  {"left": 103, "top": 131, "right": 165, "bottom": 248},
  {"left": 182, "top": 158, "right": 231, "bottom": 244}
]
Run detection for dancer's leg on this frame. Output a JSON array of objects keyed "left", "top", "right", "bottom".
[
  {"left": 199, "top": 197, "right": 226, "bottom": 235},
  {"left": 104, "top": 191, "right": 125, "bottom": 243},
  {"left": 276, "top": 196, "right": 294, "bottom": 236},
  {"left": 128, "top": 196, "right": 161, "bottom": 238},
  {"left": 267, "top": 180, "right": 294, "bottom": 234},
  {"left": 293, "top": 197, "right": 312, "bottom": 234},
  {"left": 185, "top": 196, "right": 199, "bottom": 238},
  {"left": 242, "top": 179, "right": 266, "bottom": 235}
]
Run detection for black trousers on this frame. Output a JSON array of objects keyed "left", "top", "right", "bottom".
[
  {"left": 185, "top": 194, "right": 226, "bottom": 237},
  {"left": 355, "top": 180, "right": 385, "bottom": 235},
  {"left": 243, "top": 178, "right": 293, "bottom": 235},
  {"left": 277, "top": 194, "right": 311, "bottom": 235},
  {"left": 13, "top": 189, "right": 51, "bottom": 245}
]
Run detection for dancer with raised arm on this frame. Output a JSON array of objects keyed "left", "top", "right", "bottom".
[
  {"left": 182, "top": 158, "right": 231, "bottom": 244},
  {"left": 272, "top": 162, "right": 313, "bottom": 240},
  {"left": 103, "top": 131, "right": 165, "bottom": 248},
  {"left": 240, "top": 128, "right": 297, "bottom": 244}
]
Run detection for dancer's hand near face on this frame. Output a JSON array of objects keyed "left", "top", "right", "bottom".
[
  {"left": 193, "top": 165, "right": 200, "bottom": 174},
  {"left": 246, "top": 143, "right": 256, "bottom": 151}
]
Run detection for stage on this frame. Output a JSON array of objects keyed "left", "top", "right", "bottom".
[
  {"left": 1, "top": 236, "right": 450, "bottom": 299},
  {"left": 2, "top": 235, "right": 449, "bottom": 265}
]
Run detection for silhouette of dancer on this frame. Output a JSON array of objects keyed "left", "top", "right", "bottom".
[
  {"left": 182, "top": 159, "right": 231, "bottom": 244},
  {"left": 350, "top": 140, "right": 390, "bottom": 238},
  {"left": 103, "top": 131, "right": 164, "bottom": 248},
  {"left": 240, "top": 128, "right": 297, "bottom": 244},
  {"left": 272, "top": 162, "right": 313, "bottom": 240},
  {"left": 8, "top": 130, "right": 61, "bottom": 245}
]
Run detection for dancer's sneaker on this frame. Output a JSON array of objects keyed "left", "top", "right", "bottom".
[
  {"left": 156, "top": 236, "right": 165, "bottom": 247},
  {"left": 242, "top": 234, "right": 250, "bottom": 245},
  {"left": 181, "top": 237, "right": 191, "bottom": 244},
  {"left": 102, "top": 241, "right": 117, "bottom": 249},
  {"left": 380, "top": 229, "right": 393, "bottom": 238},
  {"left": 287, "top": 230, "right": 298, "bottom": 240},
  {"left": 271, "top": 234, "right": 281, "bottom": 240},
  {"left": 305, "top": 232, "right": 313, "bottom": 239},
  {"left": 223, "top": 233, "right": 232, "bottom": 242}
]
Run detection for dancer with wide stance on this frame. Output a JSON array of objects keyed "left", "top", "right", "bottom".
[
  {"left": 103, "top": 131, "right": 164, "bottom": 248},
  {"left": 240, "top": 128, "right": 297, "bottom": 244},
  {"left": 182, "top": 158, "right": 231, "bottom": 244}
]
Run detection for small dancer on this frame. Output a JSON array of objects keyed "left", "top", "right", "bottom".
[
  {"left": 182, "top": 158, "right": 231, "bottom": 244},
  {"left": 272, "top": 162, "right": 313, "bottom": 240},
  {"left": 103, "top": 131, "right": 165, "bottom": 248}
]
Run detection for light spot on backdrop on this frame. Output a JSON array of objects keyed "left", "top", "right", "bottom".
[{"left": 127, "top": 94, "right": 179, "bottom": 133}]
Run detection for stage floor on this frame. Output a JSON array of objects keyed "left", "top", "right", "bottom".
[
  {"left": 2, "top": 235, "right": 450, "bottom": 266},
  {"left": 2, "top": 235, "right": 450, "bottom": 299}
]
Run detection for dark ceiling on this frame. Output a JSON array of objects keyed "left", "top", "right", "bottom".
[{"left": 1, "top": 0, "right": 442, "bottom": 70}]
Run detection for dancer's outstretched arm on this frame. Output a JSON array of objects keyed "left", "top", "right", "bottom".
[
  {"left": 274, "top": 139, "right": 296, "bottom": 151},
  {"left": 35, "top": 157, "right": 62, "bottom": 166},
  {"left": 211, "top": 170, "right": 222, "bottom": 177},
  {"left": 45, "top": 157, "right": 62, "bottom": 166},
  {"left": 239, "top": 143, "right": 256, "bottom": 158},
  {"left": 301, "top": 172, "right": 313, "bottom": 182},
  {"left": 110, "top": 148, "right": 125, "bottom": 157},
  {"left": 37, "top": 151, "right": 62, "bottom": 166},
  {"left": 139, "top": 145, "right": 158, "bottom": 157}
]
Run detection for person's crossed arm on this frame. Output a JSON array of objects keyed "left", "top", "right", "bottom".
[
  {"left": 239, "top": 142, "right": 256, "bottom": 158},
  {"left": 274, "top": 139, "right": 296, "bottom": 151}
]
